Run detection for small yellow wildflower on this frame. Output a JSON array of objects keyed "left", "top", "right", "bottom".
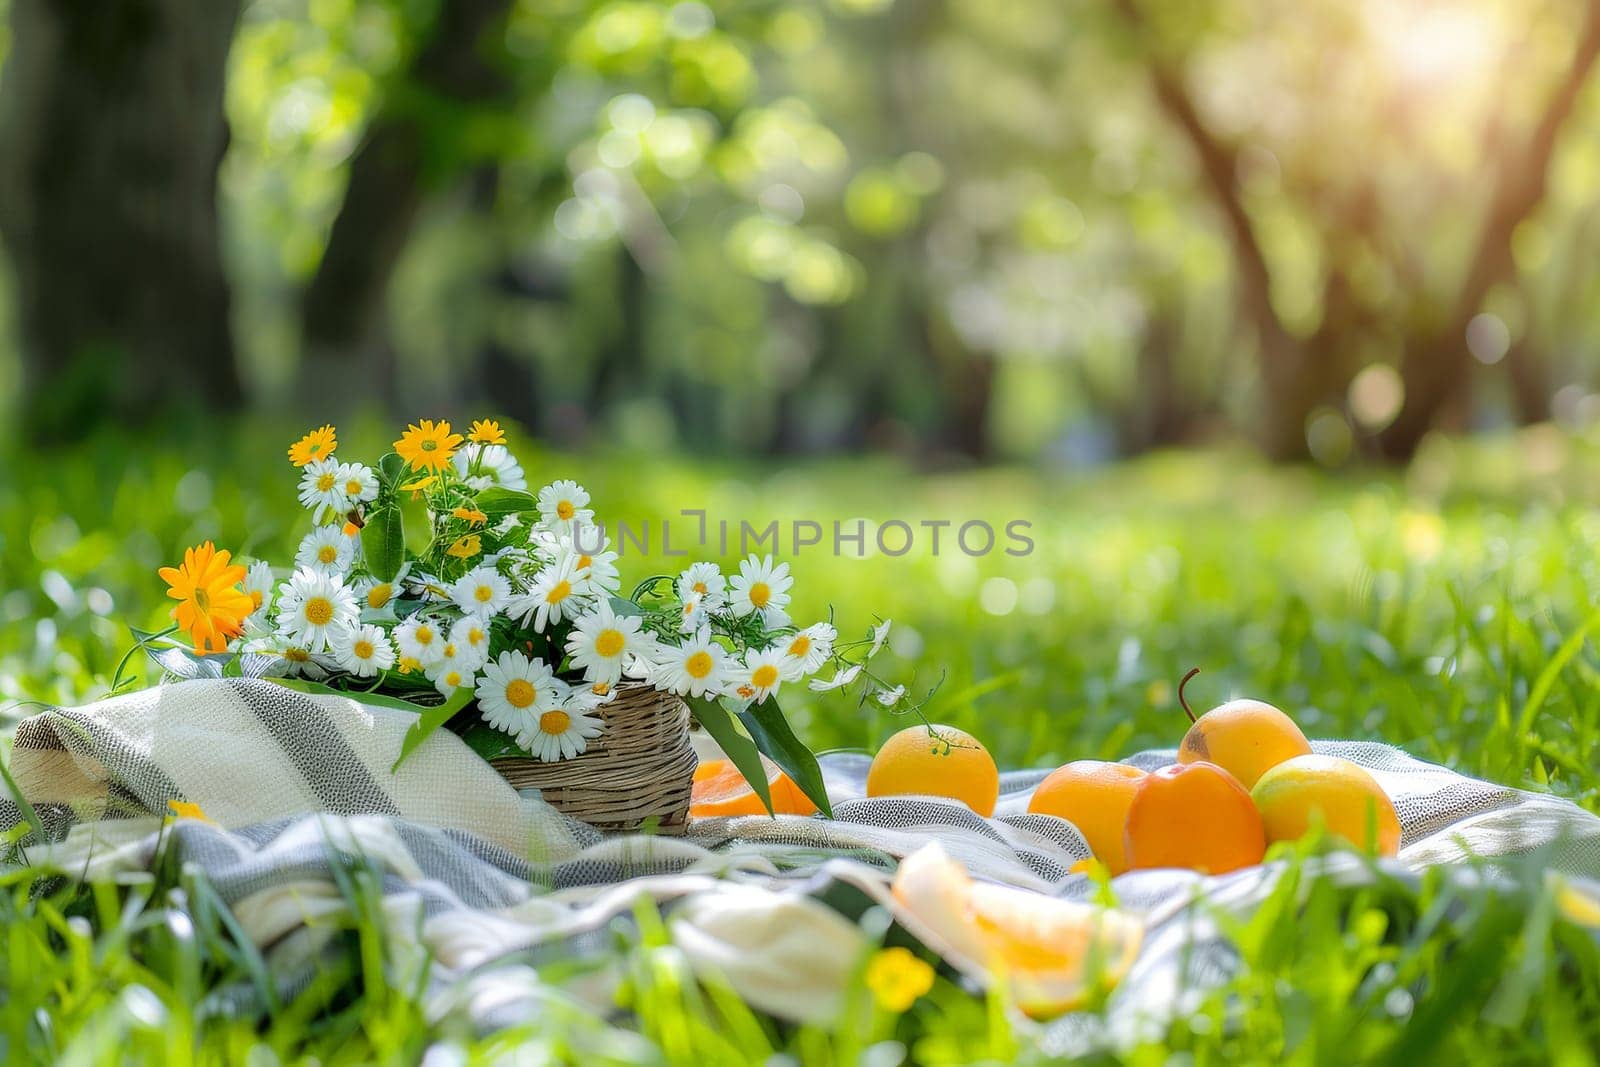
[
  {"left": 469, "top": 419, "right": 505, "bottom": 445},
  {"left": 167, "top": 799, "right": 212, "bottom": 823},
  {"left": 446, "top": 534, "right": 483, "bottom": 559},
  {"left": 396, "top": 656, "right": 422, "bottom": 675},
  {"left": 864, "top": 947, "right": 935, "bottom": 1013},
  {"left": 394, "top": 419, "right": 463, "bottom": 473},
  {"left": 452, "top": 506, "right": 488, "bottom": 525},
  {"left": 288, "top": 425, "right": 337, "bottom": 467}
]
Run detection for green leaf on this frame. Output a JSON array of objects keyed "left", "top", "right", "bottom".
[
  {"left": 269, "top": 677, "right": 434, "bottom": 715},
  {"left": 458, "top": 723, "right": 525, "bottom": 762},
  {"left": 398, "top": 491, "right": 433, "bottom": 554},
  {"left": 609, "top": 596, "right": 645, "bottom": 617},
  {"left": 376, "top": 451, "right": 405, "bottom": 489},
  {"left": 738, "top": 697, "right": 832, "bottom": 817},
  {"left": 475, "top": 487, "right": 537, "bottom": 519},
  {"left": 390, "top": 684, "right": 477, "bottom": 773},
  {"left": 361, "top": 504, "right": 406, "bottom": 581},
  {"left": 686, "top": 695, "right": 774, "bottom": 816}
]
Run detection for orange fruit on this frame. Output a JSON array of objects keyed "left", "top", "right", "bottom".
[
  {"left": 1178, "top": 699, "right": 1311, "bottom": 789},
  {"left": 1250, "top": 754, "right": 1401, "bottom": 856},
  {"left": 891, "top": 843, "right": 1142, "bottom": 1017},
  {"left": 690, "top": 757, "right": 819, "bottom": 818},
  {"left": 1124, "top": 762, "right": 1266, "bottom": 874},
  {"left": 1027, "top": 761, "right": 1149, "bottom": 874},
  {"left": 866, "top": 724, "right": 1000, "bottom": 817}
]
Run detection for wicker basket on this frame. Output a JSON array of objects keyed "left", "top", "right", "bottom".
[{"left": 487, "top": 683, "right": 698, "bottom": 834}]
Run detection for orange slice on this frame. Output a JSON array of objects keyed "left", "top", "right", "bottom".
[
  {"left": 690, "top": 757, "right": 820, "bottom": 818},
  {"left": 891, "top": 843, "right": 1142, "bottom": 1017}
]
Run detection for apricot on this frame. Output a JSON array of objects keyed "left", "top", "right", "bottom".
[
  {"left": 1124, "top": 761, "right": 1266, "bottom": 874},
  {"left": 867, "top": 724, "right": 1000, "bottom": 817},
  {"left": 1178, "top": 698, "right": 1311, "bottom": 789},
  {"left": 1027, "top": 761, "right": 1149, "bottom": 874},
  {"left": 891, "top": 843, "right": 1143, "bottom": 1017},
  {"left": 1250, "top": 754, "right": 1402, "bottom": 856}
]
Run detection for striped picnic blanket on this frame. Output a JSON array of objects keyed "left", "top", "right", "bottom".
[{"left": 5, "top": 679, "right": 1600, "bottom": 1047}]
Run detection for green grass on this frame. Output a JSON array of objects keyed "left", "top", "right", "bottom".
[{"left": 2, "top": 419, "right": 1600, "bottom": 1062}]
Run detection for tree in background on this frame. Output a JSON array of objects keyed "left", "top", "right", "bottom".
[
  {"left": 0, "top": 0, "right": 243, "bottom": 438},
  {"left": 2, "top": 0, "right": 1599, "bottom": 462},
  {"left": 1110, "top": 0, "right": 1600, "bottom": 460}
]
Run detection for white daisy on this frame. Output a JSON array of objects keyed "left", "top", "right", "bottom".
[
  {"left": 449, "top": 564, "right": 511, "bottom": 620},
  {"left": 297, "top": 457, "right": 349, "bottom": 518},
  {"left": 736, "top": 646, "right": 787, "bottom": 705},
  {"left": 428, "top": 662, "right": 475, "bottom": 699},
  {"left": 295, "top": 526, "right": 358, "bottom": 577},
  {"left": 242, "top": 560, "right": 275, "bottom": 617},
  {"left": 476, "top": 651, "right": 567, "bottom": 741},
  {"left": 559, "top": 536, "right": 621, "bottom": 598},
  {"left": 453, "top": 443, "right": 527, "bottom": 493},
  {"left": 523, "top": 702, "right": 604, "bottom": 762},
  {"left": 867, "top": 618, "right": 893, "bottom": 658},
  {"left": 678, "top": 591, "right": 707, "bottom": 634},
  {"left": 275, "top": 569, "right": 359, "bottom": 652},
  {"left": 240, "top": 624, "right": 332, "bottom": 680},
  {"left": 876, "top": 684, "right": 908, "bottom": 707},
  {"left": 565, "top": 601, "right": 653, "bottom": 686},
  {"left": 354, "top": 562, "right": 411, "bottom": 616},
  {"left": 676, "top": 562, "right": 727, "bottom": 611},
  {"left": 395, "top": 616, "right": 447, "bottom": 667},
  {"left": 278, "top": 643, "right": 333, "bottom": 680},
  {"left": 331, "top": 623, "right": 395, "bottom": 678},
  {"left": 337, "top": 461, "right": 379, "bottom": 506},
  {"left": 448, "top": 616, "right": 492, "bottom": 669},
  {"left": 809, "top": 663, "right": 862, "bottom": 692},
  {"left": 728, "top": 554, "right": 793, "bottom": 627},
  {"left": 509, "top": 556, "right": 584, "bottom": 633},
  {"left": 536, "top": 479, "right": 594, "bottom": 535},
  {"left": 431, "top": 629, "right": 485, "bottom": 676},
  {"left": 778, "top": 622, "right": 836, "bottom": 680},
  {"left": 650, "top": 629, "right": 730, "bottom": 698}
]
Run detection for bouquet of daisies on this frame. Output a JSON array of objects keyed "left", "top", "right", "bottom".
[{"left": 148, "top": 419, "right": 912, "bottom": 815}]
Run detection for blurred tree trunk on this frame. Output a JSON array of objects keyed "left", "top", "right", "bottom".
[
  {"left": 298, "top": 0, "right": 515, "bottom": 396},
  {"left": 1376, "top": 4, "right": 1600, "bottom": 460},
  {"left": 1115, "top": 0, "right": 1598, "bottom": 464},
  {"left": 0, "top": 0, "right": 242, "bottom": 440}
]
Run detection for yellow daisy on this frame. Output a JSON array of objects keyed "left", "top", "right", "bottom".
[
  {"left": 394, "top": 419, "right": 463, "bottom": 473},
  {"left": 288, "top": 425, "right": 337, "bottom": 467},
  {"left": 469, "top": 419, "right": 506, "bottom": 445},
  {"left": 446, "top": 534, "right": 483, "bottom": 559}
]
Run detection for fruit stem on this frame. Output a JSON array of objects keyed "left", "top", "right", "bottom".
[{"left": 1178, "top": 667, "right": 1201, "bottom": 724}]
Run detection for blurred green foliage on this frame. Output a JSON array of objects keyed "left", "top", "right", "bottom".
[
  {"left": 5, "top": 0, "right": 1598, "bottom": 459},
  {"left": 4, "top": 423, "right": 1600, "bottom": 814}
]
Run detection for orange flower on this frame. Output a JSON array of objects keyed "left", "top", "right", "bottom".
[
  {"left": 288, "top": 425, "right": 337, "bottom": 467},
  {"left": 452, "top": 506, "right": 488, "bottom": 525},
  {"left": 469, "top": 419, "right": 505, "bottom": 445},
  {"left": 159, "top": 542, "right": 255, "bottom": 653},
  {"left": 394, "top": 419, "right": 462, "bottom": 473}
]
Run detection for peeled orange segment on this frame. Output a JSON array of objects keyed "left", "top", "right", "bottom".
[
  {"left": 690, "top": 757, "right": 819, "bottom": 818},
  {"left": 890, "top": 843, "right": 1143, "bottom": 1018}
]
